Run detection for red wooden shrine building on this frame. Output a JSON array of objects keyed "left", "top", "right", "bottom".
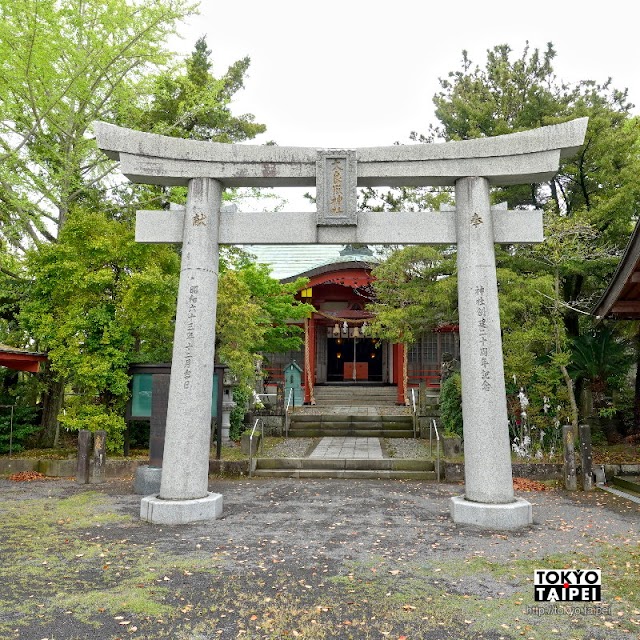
[
  {"left": 257, "top": 246, "right": 459, "bottom": 405},
  {"left": 0, "top": 344, "right": 47, "bottom": 373}
]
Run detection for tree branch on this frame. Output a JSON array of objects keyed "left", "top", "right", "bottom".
[{"left": 0, "top": 265, "right": 21, "bottom": 280}]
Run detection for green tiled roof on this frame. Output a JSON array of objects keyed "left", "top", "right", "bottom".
[{"left": 244, "top": 245, "right": 380, "bottom": 280}]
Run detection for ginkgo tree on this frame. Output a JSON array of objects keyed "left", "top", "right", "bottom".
[
  {"left": 0, "top": 0, "right": 293, "bottom": 449},
  {"left": 0, "top": 0, "right": 200, "bottom": 445}
]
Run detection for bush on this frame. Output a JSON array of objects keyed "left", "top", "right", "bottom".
[
  {"left": 57, "top": 399, "right": 125, "bottom": 453},
  {"left": 0, "top": 405, "right": 40, "bottom": 454},
  {"left": 127, "top": 420, "right": 150, "bottom": 449},
  {"left": 440, "top": 372, "right": 463, "bottom": 438},
  {"left": 229, "top": 385, "right": 250, "bottom": 442}
]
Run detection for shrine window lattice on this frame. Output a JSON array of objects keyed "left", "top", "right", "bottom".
[{"left": 408, "top": 332, "right": 460, "bottom": 387}]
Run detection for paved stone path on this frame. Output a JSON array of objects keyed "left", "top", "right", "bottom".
[
  {"left": 598, "top": 482, "right": 640, "bottom": 505},
  {"left": 309, "top": 437, "right": 383, "bottom": 459}
]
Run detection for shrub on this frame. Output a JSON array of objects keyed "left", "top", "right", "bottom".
[
  {"left": 229, "top": 384, "right": 250, "bottom": 442},
  {"left": 57, "top": 399, "right": 125, "bottom": 453},
  {"left": 440, "top": 372, "right": 463, "bottom": 438},
  {"left": 0, "top": 405, "right": 40, "bottom": 454}
]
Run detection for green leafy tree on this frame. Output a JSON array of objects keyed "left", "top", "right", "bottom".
[
  {"left": 569, "top": 327, "right": 633, "bottom": 408},
  {"left": 216, "top": 254, "right": 313, "bottom": 381},
  {"left": 368, "top": 246, "right": 457, "bottom": 344},
  {"left": 0, "top": 405, "right": 39, "bottom": 455},
  {"left": 440, "top": 372, "right": 463, "bottom": 438},
  {"left": 421, "top": 42, "right": 639, "bottom": 437},
  {"left": 236, "top": 261, "right": 313, "bottom": 354},
  {"left": 215, "top": 267, "right": 265, "bottom": 386},
  {"left": 0, "top": 0, "right": 197, "bottom": 243},
  {"left": 130, "top": 36, "right": 266, "bottom": 143},
  {"left": 0, "top": 1, "right": 270, "bottom": 447},
  {"left": 430, "top": 42, "right": 637, "bottom": 329},
  {"left": 367, "top": 246, "right": 457, "bottom": 401},
  {"left": 0, "top": 0, "right": 197, "bottom": 444},
  {"left": 20, "top": 210, "right": 179, "bottom": 450},
  {"left": 214, "top": 255, "right": 313, "bottom": 436}
]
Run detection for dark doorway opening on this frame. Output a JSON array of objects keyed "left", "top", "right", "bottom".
[{"left": 327, "top": 338, "right": 382, "bottom": 382}]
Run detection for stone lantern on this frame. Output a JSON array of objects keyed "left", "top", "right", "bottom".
[{"left": 221, "top": 369, "right": 238, "bottom": 444}]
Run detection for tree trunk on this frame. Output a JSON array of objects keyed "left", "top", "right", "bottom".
[
  {"left": 560, "top": 363, "right": 579, "bottom": 439},
  {"left": 562, "top": 275, "right": 582, "bottom": 338},
  {"left": 38, "top": 368, "right": 65, "bottom": 448},
  {"left": 554, "top": 269, "right": 579, "bottom": 438},
  {"left": 550, "top": 178, "right": 560, "bottom": 212}
]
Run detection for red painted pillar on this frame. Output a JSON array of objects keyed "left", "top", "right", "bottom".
[
  {"left": 303, "top": 319, "right": 310, "bottom": 404},
  {"left": 304, "top": 317, "right": 317, "bottom": 404},
  {"left": 396, "top": 343, "right": 406, "bottom": 405},
  {"left": 391, "top": 343, "right": 397, "bottom": 385}
]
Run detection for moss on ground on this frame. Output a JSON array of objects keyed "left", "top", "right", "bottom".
[
  {"left": 0, "top": 492, "right": 223, "bottom": 637},
  {"left": 0, "top": 488, "right": 638, "bottom": 639}
]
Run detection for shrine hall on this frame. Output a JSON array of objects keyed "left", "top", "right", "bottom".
[{"left": 250, "top": 244, "right": 459, "bottom": 405}]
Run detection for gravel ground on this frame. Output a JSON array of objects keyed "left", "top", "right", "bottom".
[
  {"left": 262, "top": 438, "right": 431, "bottom": 460},
  {"left": 1, "top": 476, "right": 639, "bottom": 640},
  {"left": 262, "top": 438, "right": 317, "bottom": 458},
  {"left": 383, "top": 438, "right": 431, "bottom": 458}
]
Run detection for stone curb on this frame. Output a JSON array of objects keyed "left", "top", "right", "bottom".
[
  {"left": 0, "top": 458, "right": 250, "bottom": 478},
  {"left": 444, "top": 462, "right": 640, "bottom": 483},
  {"left": 1, "top": 458, "right": 637, "bottom": 481}
]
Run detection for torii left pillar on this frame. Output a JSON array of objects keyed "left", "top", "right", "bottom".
[{"left": 140, "top": 178, "right": 224, "bottom": 525}]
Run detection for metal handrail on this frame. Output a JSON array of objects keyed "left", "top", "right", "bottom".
[
  {"left": 248, "top": 417, "right": 264, "bottom": 478},
  {"left": 256, "top": 393, "right": 277, "bottom": 402},
  {"left": 430, "top": 418, "right": 441, "bottom": 482},
  {"left": 410, "top": 388, "right": 418, "bottom": 439},
  {"left": 284, "top": 387, "right": 293, "bottom": 438}
]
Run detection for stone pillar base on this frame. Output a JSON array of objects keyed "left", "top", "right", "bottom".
[
  {"left": 140, "top": 492, "right": 223, "bottom": 525},
  {"left": 134, "top": 465, "right": 162, "bottom": 495},
  {"left": 450, "top": 495, "right": 532, "bottom": 529}
]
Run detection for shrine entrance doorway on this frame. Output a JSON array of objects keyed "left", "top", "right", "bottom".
[{"left": 326, "top": 336, "right": 384, "bottom": 383}]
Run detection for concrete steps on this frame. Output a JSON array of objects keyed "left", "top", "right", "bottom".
[
  {"left": 313, "top": 385, "right": 398, "bottom": 407},
  {"left": 288, "top": 414, "right": 414, "bottom": 438},
  {"left": 253, "top": 457, "right": 436, "bottom": 480}
]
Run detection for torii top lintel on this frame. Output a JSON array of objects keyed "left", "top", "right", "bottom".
[{"left": 94, "top": 118, "right": 588, "bottom": 189}]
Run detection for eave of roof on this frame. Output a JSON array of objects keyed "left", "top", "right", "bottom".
[
  {"left": 592, "top": 218, "right": 640, "bottom": 319},
  {"left": 0, "top": 344, "right": 48, "bottom": 373},
  {"left": 281, "top": 258, "right": 376, "bottom": 284}
]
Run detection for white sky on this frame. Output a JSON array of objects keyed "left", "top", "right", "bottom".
[{"left": 172, "top": 0, "right": 638, "bottom": 210}]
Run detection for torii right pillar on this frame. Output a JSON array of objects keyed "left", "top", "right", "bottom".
[{"left": 449, "top": 177, "right": 532, "bottom": 528}]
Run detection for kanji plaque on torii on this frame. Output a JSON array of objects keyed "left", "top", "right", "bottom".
[{"left": 95, "top": 118, "right": 587, "bottom": 528}]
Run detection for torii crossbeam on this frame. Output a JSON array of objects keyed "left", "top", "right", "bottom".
[{"left": 95, "top": 118, "right": 587, "bottom": 528}]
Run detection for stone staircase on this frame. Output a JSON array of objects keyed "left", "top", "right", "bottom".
[
  {"left": 313, "top": 385, "right": 398, "bottom": 407},
  {"left": 255, "top": 384, "right": 440, "bottom": 479},
  {"left": 253, "top": 457, "right": 437, "bottom": 480},
  {"left": 287, "top": 413, "right": 414, "bottom": 438},
  {"left": 286, "top": 384, "right": 413, "bottom": 438}
]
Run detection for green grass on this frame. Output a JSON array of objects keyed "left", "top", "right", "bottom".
[
  {"left": 323, "top": 543, "right": 640, "bottom": 639},
  {"left": 0, "top": 492, "right": 223, "bottom": 637}
]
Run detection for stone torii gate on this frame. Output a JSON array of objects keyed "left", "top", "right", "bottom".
[{"left": 95, "top": 118, "right": 587, "bottom": 528}]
